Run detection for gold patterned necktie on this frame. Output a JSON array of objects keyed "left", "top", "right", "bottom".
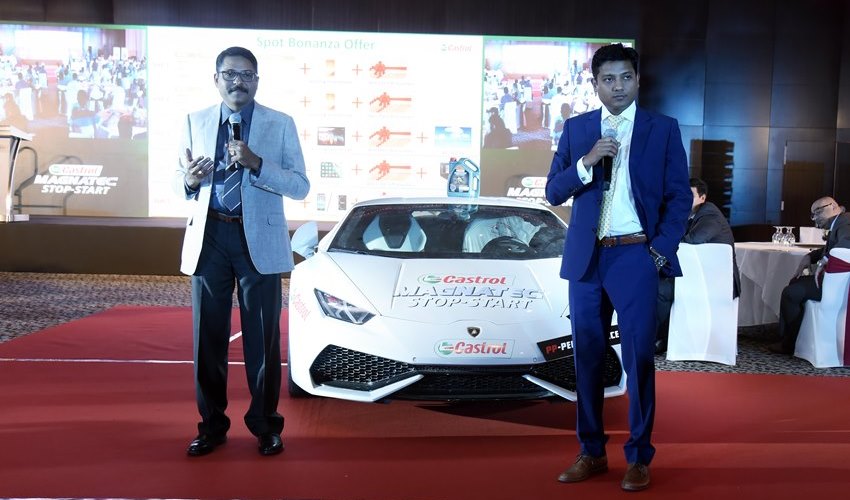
[{"left": 597, "top": 114, "right": 626, "bottom": 239}]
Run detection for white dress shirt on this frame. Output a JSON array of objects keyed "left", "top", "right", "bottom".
[{"left": 576, "top": 102, "right": 642, "bottom": 236}]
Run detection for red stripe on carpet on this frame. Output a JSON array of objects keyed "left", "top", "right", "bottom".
[{"left": 0, "top": 306, "right": 290, "bottom": 362}]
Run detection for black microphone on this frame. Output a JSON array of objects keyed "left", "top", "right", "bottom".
[
  {"left": 227, "top": 113, "right": 242, "bottom": 171},
  {"left": 601, "top": 128, "right": 617, "bottom": 191}
]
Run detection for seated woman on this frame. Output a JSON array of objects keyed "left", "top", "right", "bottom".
[
  {"left": 483, "top": 112, "right": 513, "bottom": 149},
  {"left": 69, "top": 89, "right": 97, "bottom": 137},
  {"left": 551, "top": 102, "right": 572, "bottom": 146}
]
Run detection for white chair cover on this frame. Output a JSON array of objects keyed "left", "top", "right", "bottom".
[
  {"left": 502, "top": 101, "right": 518, "bottom": 134},
  {"left": 794, "top": 247, "right": 850, "bottom": 368},
  {"left": 18, "top": 87, "right": 34, "bottom": 120},
  {"left": 666, "top": 243, "right": 739, "bottom": 365}
]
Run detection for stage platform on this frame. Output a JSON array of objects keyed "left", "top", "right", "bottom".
[{"left": 0, "top": 215, "right": 186, "bottom": 275}]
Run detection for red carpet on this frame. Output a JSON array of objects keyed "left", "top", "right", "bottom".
[
  {"left": 0, "top": 305, "right": 266, "bottom": 362},
  {"left": 1, "top": 306, "right": 849, "bottom": 499}
]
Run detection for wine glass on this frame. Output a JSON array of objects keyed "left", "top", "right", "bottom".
[
  {"left": 778, "top": 227, "right": 790, "bottom": 246},
  {"left": 771, "top": 226, "right": 783, "bottom": 245},
  {"left": 785, "top": 226, "right": 797, "bottom": 245}
]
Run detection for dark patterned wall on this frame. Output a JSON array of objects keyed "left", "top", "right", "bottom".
[{"left": 1, "top": 0, "right": 848, "bottom": 224}]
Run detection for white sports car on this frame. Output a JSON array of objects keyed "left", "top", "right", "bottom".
[{"left": 288, "top": 197, "right": 625, "bottom": 402}]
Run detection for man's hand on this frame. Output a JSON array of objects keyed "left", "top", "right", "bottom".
[
  {"left": 183, "top": 148, "right": 214, "bottom": 190},
  {"left": 793, "top": 254, "right": 812, "bottom": 279},
  {"left": 649, "top": 246, "right": 668, "bottom": 272},
  {"left": 814, "top": 258, "right": 827, "bottom": 288},
  {"left": 583, "top": 135, "right": 619, "bottom": 167},
  {"left": 228, "top": 140, "right": 262, "bottom": 171}
]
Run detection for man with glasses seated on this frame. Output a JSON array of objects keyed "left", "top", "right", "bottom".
[
  {"left": 769, "top": 197, "right": 850, "bottom": 354},
  {"left": 175, "top": 46, "right": 309, "bottom": 457}
]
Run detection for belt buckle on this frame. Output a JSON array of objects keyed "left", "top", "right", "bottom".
[
  {"left": 599, "top": 233, "right": 643, "bottom": 247},
  {"left": 209, "top": 210, "right": 241, "bottom": 223}
]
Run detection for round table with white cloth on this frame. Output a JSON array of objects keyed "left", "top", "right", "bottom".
[{"left": 734, "top": 242, "right": 816, "bottom": 327}]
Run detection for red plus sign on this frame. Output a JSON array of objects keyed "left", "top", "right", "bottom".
[
  {"left": 352, "top": 97, "right": 363, "bottom": 109},
  {"left": 417, "top": 167, "right": 427, "bottom": 179},
  {"left": 352, "top": 130, "right": 362, "bottom": 142},
  {"left": 352, "top": 64, "right": 362, "bottom": 76},
  {"left": 351, "top": 163, "right": 362, "bottom": 175},
  {"left": 299, "top": 63, "right": 310, "bottom": 75},
  {"left": 299, "top": 198, "right": 310, "bottom": 209},
  {"left": 417, "top": 132, "right": 429, "bottom": 143},
  {"left": 300, "top": 128, "right": 311, "bottom": 142},
  {"left": 300, "top": 96, "right": 311, "bottom": 108}
]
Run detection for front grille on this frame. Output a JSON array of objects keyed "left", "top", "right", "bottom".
[
  {"left": 310, "top": 345, "right": 417, "bottom": 391},
  {"left": 397, "top": 370, "right": 547, "bottom": 399},
  {"left": 309, "top": 345, "right": 623, "bottom": 400}
]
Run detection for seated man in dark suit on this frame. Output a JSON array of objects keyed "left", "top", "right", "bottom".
[
  {"left": 656, "top": 177, "right": 740, "bottom": 354},
  {"left": 769, "top": 197, "right": 850, "bottom": 354}
]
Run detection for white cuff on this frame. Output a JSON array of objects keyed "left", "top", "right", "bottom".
[{"left": 577, "top": 156, "right": 592, "bottom": 185}]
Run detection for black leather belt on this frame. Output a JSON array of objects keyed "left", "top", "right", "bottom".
[
  {"left": 207, "top": 209, "right": 242, "bottom": 223},
  {"left": 598, "top": 232, "right": 647, "bottom": 247}
]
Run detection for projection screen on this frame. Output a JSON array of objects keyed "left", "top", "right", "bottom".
[{"left": 0, "top": 22, "right": 631, "bottom": 223}]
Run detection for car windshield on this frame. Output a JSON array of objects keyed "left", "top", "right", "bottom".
[{"left": 328, "top": 203, "right": 566, "bottom": 260}]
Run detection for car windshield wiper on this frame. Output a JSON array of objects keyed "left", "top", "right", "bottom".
[{"left": 328, "top": 247, "right": 369, "bottom": 255}]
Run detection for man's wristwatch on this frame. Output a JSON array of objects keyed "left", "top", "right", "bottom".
[{"left": 649, "top": 247, "right": 667, "bottom": 270}]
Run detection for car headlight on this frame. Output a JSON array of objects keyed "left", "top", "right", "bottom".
[{"left": 314, "top": 289, "right": 374, "bottom": 324}]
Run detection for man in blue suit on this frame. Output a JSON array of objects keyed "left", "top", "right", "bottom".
[
  {"left": 175, "top": 47, "right": 310, "bottom": 457},
  {"left": 545, "top": 43, "right": 691, "bottom": 491}
]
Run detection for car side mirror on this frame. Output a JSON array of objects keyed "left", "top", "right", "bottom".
[{"left": 291, "top": 221, "right": 319, "bottom": 259}]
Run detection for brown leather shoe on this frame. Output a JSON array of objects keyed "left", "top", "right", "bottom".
[
  {"left": 621, "top": 463, "right": 650, "bottom": 491},
  {"left": 557, "top": 454, "right": 608, "bottom": 483}
]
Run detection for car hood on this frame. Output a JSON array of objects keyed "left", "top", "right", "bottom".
[{"left": 327, "top": 253, "right": 568, "bottom": 325}]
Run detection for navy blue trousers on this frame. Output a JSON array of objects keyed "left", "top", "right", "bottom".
[
  {"left": 191, "top": 216, "right": 284, "bottom": 437},
  {"left": 568, "top": 242, "right": 659, "bottom": 465}
]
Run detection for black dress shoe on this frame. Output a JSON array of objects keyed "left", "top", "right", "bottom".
[
  {"left": 186, "top": 433, "right": 226, "bottom": 456},
  {"left": 655, "top": 339, "right": 667, "bottom": 355},
  {"left": 258, "top": 433, "right": 284, "bottom": 456}
]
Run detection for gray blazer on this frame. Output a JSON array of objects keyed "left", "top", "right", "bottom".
[{"left": 175, "top": 102, "right": 310, "bottom": 275}]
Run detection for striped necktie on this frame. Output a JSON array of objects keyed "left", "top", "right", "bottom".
[{"left": 219, "top": 115, "right": 242, "bottom": 211}]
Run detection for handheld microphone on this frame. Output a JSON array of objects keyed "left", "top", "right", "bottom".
[
  {"left": 601, "top": 128, "right": 617, "bottom": 191},
  {"left": 227, "top": 113, "right": 242, "bottom": 171}
]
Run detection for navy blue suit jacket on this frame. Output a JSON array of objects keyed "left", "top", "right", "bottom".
[{"left": 545, "top": 107, "right": 692, "bottom": 280}]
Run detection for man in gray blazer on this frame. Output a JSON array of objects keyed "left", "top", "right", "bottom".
[{"left": 175, "top": 46, "right": 310, "bottom": 457}]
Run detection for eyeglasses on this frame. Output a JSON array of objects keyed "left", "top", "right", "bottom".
[
  {"left": 810, "top": 202, "right": 834, "bottom": 220},
  {"left": 218, "top": 70, "right": 258, "bottom": 82}
]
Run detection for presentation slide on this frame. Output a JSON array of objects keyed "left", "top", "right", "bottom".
[{"left": 0, "top": 21, "right": 629, "bottom": 222}]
